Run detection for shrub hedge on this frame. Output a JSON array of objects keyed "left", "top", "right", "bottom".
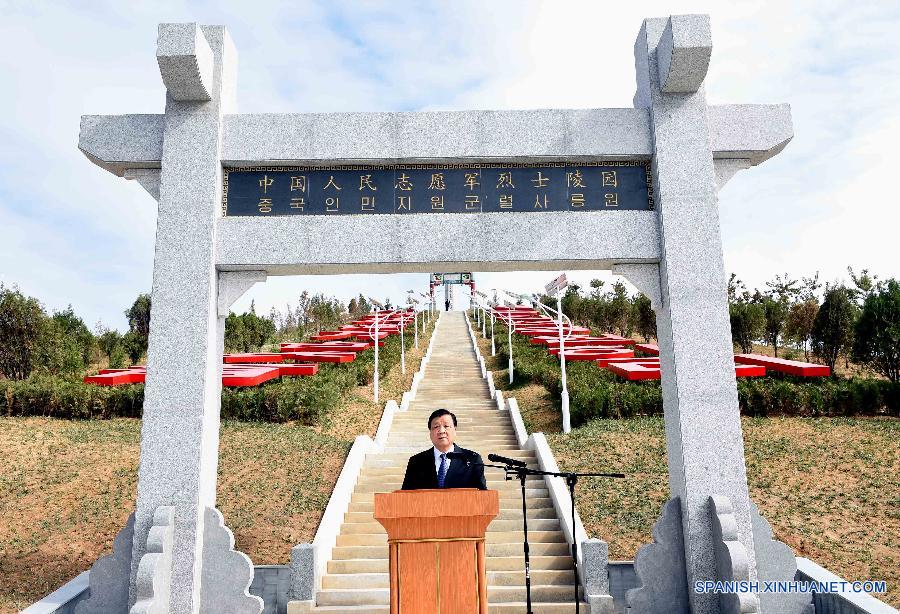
[
  {"left": 486, "top": 318, "right": 900, "bottom": 426},
  {"left": 1, "top": 327, "right": 417, "bottom": 424}
]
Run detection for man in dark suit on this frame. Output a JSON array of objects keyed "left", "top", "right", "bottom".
[{"left": 401, "top": 408, "right": 487, "bottom": 490}]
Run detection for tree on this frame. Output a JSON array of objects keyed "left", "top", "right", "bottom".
[
  {"left": 729, "top": 300, "right": 764, "bottom": 354},
  {"left": 632, "top": 294, "right": 657, "bottom": 341},
  {"left": 52, "top": 305, "right": 96, "bottom": 365},
  {"left": 124, "top": 293, "right": 152, "bottom": 360},
  {"left": 785, "top": 299, "right": 818, "bottom": 361},
  {"left": 811, "top": 284, "right": 856, "bottom": 371},
  {"left": 122, "top": 331, "right": 146, "bottom": 365},
  {"left": 0, "top": 284, "right": 46, "bottom": 379},
  {"left": 97, "top": 327, "right": 123, "bottom": 363},
  {"left": 848, "top": 266, "right": 880, "bottom": 306},
  {"left": 36, "top": 318, "right": 85, "bottom": 376},
  {"left": 760, "top": 273, "right": 800, "bottom": 357},
  {"left": 607, "top": 281, "right": 631, "bottom": 336},
  {"left": 852, "top": 279, "right": 900, "bottom": 383},
  {"left": 760, "top": 296, "right": 790, "bottom": 357}
]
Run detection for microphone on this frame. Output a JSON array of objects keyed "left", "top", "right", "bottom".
[
  {"left": 488, "top": 453, "right": 527, "bottom": 468},
  {"left": 445, "top": 451, "right": 470, "bottom": 464}
]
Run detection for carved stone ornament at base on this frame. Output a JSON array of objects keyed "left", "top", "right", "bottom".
[
  {"left": 75, "top": 513, "right": 136, "bottom": 614},
  {"left": 625, "top": 497, "right": 689, "bottom": 614}
]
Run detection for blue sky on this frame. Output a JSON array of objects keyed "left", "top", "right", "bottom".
[{"left": 1, "top": 1, "right": 898, "bottom": 331}]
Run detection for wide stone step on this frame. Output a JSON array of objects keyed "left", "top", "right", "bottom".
[
  {"left": 339, "top": 518, "right": 561, "bottom": 534},
  {"left": 322, "top": 568, "right": 575, "bottom": 589},
  {"left": 331, "top": 541, "right": 570, "bottom": 560},
  {"left": 327, "top": 554, "right": 574, "bottom": 574},
  {"left": 314, "top": 584, "right": 580, "bottom": 606},
  {"left": 308, "top": 604, "right": 585, "bottom": 614},
  {"left": 335, "top": 529, "right": 566, "bottom": 547}
]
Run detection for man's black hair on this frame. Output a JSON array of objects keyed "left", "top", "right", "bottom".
[{"left": 428, "top": 408, "right": 457, "bottom": 429}]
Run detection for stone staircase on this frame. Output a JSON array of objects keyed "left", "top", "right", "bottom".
[{"left": 309, "top": 311, "right": 581, "bottom": 613}]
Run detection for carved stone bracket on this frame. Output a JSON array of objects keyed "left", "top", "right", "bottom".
[
  {"left": 710, "top": 496, "right": 760, "bottom": 614},
  {"left": 156, "top": 23, "right": 213, "bottom": 101},
  {"left": 751, "top": 502, "right": 814, "bottom": 614},
  {"left": 714, "top": 159, "right": 753, "bottom": 191},
  {"left": 124, "top": 169, "right": 161, "bottom": 201},
  {"left": 131, "top": 506, "right": 175, "bottom": 614},
  {"left": 217, "top": 271, "right": 267, "bottom": 317},
  {"left": 75, "top": 513, "right": 135, "bottom": 614},
  {"left": 201, "top": 507, "right": 263, "bottom": 614},
  {"left": 612, "top": 263, "right": 663, "bottom": 312},
  {"left": 626, "top": 498, "right": 689, "bottom": 614}
]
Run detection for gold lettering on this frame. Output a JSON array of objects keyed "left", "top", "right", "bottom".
[
  {"left": 531, "top": 171, "right": 549, "bottom": 188},
  {"left": 499, "top": 194, "right": 513, "bottom": 209},
  {"left": 290, "top": 176, "right": 307, "bottom": 192},
  {"left": 430, "top": 195, "right": 444, "bottom": 210},
  {"left": 323, "top": 175, "right": 342, "bottom": 191},
  {"left": 496, "top": 172, "right": 515, "bottom": 189},
  {"left": 359, "top": 174, "right": 377, "bottom": 191},
  {"left": 259, "top": 175, "right": 274, "bottom": 193},
  {"left": 567, "top": 170, "right": 586, "bottom": 189},
  {"left": 289, "top": 197, "right": 305, "bottom": 211},
  {"left": 534, "top": 194, "right": 549, "bottom": 209},
  {"left": 428, "top": 173, "right": 446, "bottom": 190},
  {"left": 397, "top": 195, "right": 412, "bottom": 211},
  {"left": 360, "top": 195, "right": 376, "bottom": 211},
  {"left": 326, "top": 196, "right": 340, "bottom": 212},
  {"left": 602, "top": 171, "right": 618, "bottom": 188},
  {"left": 464, "top": 172, "right": 480, "bottom": 191},
  {"left": 258, "top": 198, "right": 273, "bottom": 213},
  {"left": 604, "top": 193, "right": 618, "bottom": 207},
  {"left": 465, "top": 195, "right": 480, "bottom": 210},
  {"left": 570, "top": 193, "right": 585, "bottom": 208},
  {"left": 395, "top": 173, "right": 413, "bottom": 191}
]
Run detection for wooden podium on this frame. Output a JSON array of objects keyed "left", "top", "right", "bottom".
[{"left": 374, "top": 489, "right": 499, "bottom": 614}]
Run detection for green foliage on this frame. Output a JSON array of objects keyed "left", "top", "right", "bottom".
[
  {"left": 52, "top": 305, "right": 97, "bottom": 365},
  {"left": 0, "top": 320, "right": 423, "bottom": 424},
  {"left": 761, "top": 296, "right": 790, "bottom": 357},
  {"left": 2, "top": 375, "right": 144, "bottom": 419},
  {"left": 487, "top": 316, "right": 898, "bottom": 425},
  {"left": 121, "top": 331, "right": 145, "bottom": 364},
  {"left": 123, "top": 293, "right": 151, "bottom": 362},
  {"left": 852, "top": 279, "right": 900, "bottom": 383},
  {"left": 36, "top": 318, "right": 87, "bottom": 376},
  {"left": 225, "top": 303, "right": 277, "bottom": 353},
  {"left": 729, "top": 300, "right": 764, "bottom": 354},
  {"left": 785, "top": 299, "right": 818, "bottom": 361},
  {"left": 632, "top": 294, "right": 656, "bottom": 342},
  {"left": 0, "top": 284, "right": 46, "bottom": 379},
  {"left": 0, "top": 286, "right": 100, "bottom": 379},
  {"left": 812, "top": 284, "right": 857, "bottom": 370}
]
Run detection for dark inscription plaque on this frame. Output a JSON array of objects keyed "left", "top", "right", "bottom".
[{"left": 223, "top": 162, "right": 652, "bottom": 216}]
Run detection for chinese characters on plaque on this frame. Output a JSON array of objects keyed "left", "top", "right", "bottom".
[{"left": 223, "top": 163, "right": 652, "bottom": 216}]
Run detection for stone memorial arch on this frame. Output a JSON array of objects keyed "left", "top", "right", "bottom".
[{"left": 77, "top": 15, "right": 799, "bottom": 614}]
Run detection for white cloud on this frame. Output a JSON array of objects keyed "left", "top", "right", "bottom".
[{"left": 1, "top": 0, "right": 898, "bottom": 329}]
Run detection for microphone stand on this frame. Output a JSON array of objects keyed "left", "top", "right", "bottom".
[{"left": 486, "top": 460, "right": 624, "bottom": 614}]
